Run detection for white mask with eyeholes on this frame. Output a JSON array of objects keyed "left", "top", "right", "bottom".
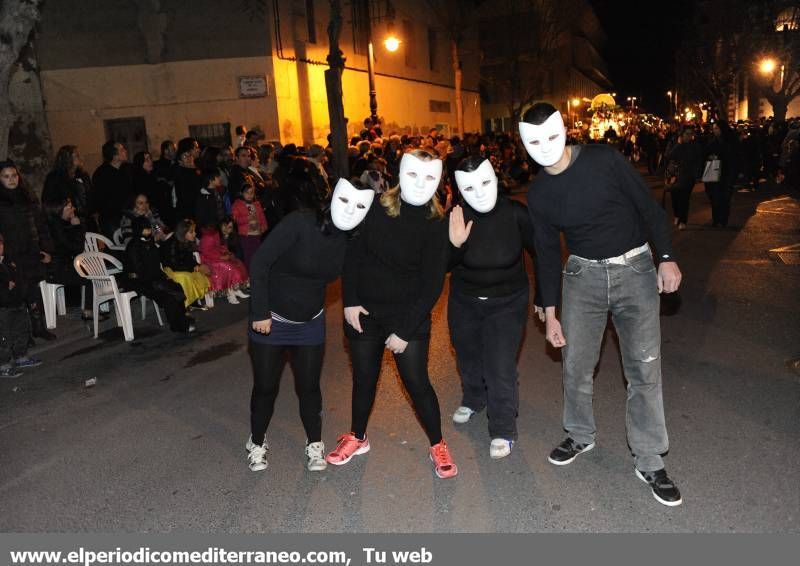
[
  {"left": 399, "top": 153, "right": 443, "bottom": 206},
  {"left": 519, "top": 111, "right": 567, "bottom": 167},
  {"left": 454, "top": 159, "right": 498, "bottom": 213},
  {"left": 331, "top": 178, "right": 374, "bottom": 231}
]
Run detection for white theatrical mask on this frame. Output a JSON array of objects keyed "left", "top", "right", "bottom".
[
  {"left": 331, "top": 178, "right": 374, "bottom": 231},
  {"left": 519, "top": 111, "right": 567, "bottom": 167},
  {"left": 399, "top": 153, "right": 443, "bottom": 206},
  {"left": 454, "top": 159, "right": 498, "bottom": 213}
]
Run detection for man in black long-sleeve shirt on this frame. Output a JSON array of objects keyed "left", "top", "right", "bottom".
[{"left": 521, "top": 103, "right": 683, "bottom": 507}]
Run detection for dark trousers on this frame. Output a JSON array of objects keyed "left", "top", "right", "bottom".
[
  {"left": 0, "top": 305, "right": 31, "bottom": 363},
  {"left": 240, "top": 235, "right": 261, "bottom": 271},
  {"left": 704, "top": 181, "right": 733, "bottom": 226},
  {"left": 447, "top": 287, "right": 529, "bottom": 440},
  {"left": 347, "top": 321, "right": 442, "bottom": 445},
  {"left": 670, "top": 181, "right": 694, "bottom": 224},
  {"left": 128, "top": 279, "right": 188, "bottom": 332},
  {"left": 249, "top": 341, "right": 325, "bottom": 445}
]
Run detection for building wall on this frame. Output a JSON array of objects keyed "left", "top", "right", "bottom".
[
  {"left": 40, "top": 58, "right": 281, "bottom": 170},
  {"left": 268, "top": 0, "right": 482, "bottom": 145},
  {"left": 33, "top": 0, "right": 482, "bottom": 168}
]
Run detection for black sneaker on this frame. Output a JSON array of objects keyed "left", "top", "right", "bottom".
[
  {"left": 548, "top": 437, "right": 595, "bottom": 465},
  {"left": 635, "top": 468, "right": 683, "bottom": 507}
]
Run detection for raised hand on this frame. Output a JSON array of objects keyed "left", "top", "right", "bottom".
[{"left": 448, "top": 205, "right": 473, "bottom": 248}]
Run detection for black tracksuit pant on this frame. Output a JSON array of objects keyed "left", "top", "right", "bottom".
[{"left": 447, "top": 286, "right": 529, "bottom": 440}]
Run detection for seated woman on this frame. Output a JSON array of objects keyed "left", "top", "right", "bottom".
[
  {"left": 230, "top": 180, "right": 267, "bottom": 269},
  {"left": 124, "top": 217, "right": 195, "bottom": 334},
  {"left": 44, "top": 198, "right": 99, "bottom": 321},
  {"left": 198, "top": 223, "right": 249, "bottom": 305},
  {"left": 220, "top": 216, "right": 244, "bottom": 261},
  {"left": 160, "top": 219, "right": 211, "bottom": 308},
  {"left": 119, "top": 193, "right": 168, "bottom": 243}
]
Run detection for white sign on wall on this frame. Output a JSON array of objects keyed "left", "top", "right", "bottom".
[{"left": 238, "top": 75, "right": 269, "bottom": 98}]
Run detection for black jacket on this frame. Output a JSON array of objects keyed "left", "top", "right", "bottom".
[
  {"left": 160, "top": 237, "right": 198, "bottom": 272},
  {"left": 0, "top": 186, "right": 53, "bottom": 283},
  {"left": 0, "top": 256, "right": 26, "bottom": 308}
]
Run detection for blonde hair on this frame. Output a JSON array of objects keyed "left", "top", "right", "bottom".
[{"left": 381, "top": 149, "right": 444, "bottom": 220}]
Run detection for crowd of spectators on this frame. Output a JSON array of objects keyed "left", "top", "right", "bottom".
[{"left": 1, "top": 111, "right": 797, "bottom": 378}]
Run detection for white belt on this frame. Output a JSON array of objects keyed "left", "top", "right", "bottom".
[
  {"left": 573, "top": 243, "right": 650, "bottom": 265},
  {"left": 270, "top": 309, "right": 324, "bottom": 324}
]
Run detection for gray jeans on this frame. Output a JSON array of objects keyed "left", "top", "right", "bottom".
[{"left": 560, "top": 248, "right": 669, "bottom": 472}]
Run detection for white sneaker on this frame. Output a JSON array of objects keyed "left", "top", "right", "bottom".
[
  {"left": 234, "top": 288, "right": 250, "bottom": 299},
  {"left": 227, "top": 289, "right": 240, "bottom": 304},
  {"left": 305, "top": 441, "right": 327, "bottom": 471},
  {"left": 489, "top": 438, "right": 513, "bottom": 459},
  {"left": 452, "top": 406, "right": 476, "bottom": 424},
  {"left": 245, "top": 436, "right": 268, "bottom": 471}
]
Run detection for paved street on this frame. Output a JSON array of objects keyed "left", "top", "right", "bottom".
[{"left": 1, "top": 174, "right": 798, "bottom": 533}]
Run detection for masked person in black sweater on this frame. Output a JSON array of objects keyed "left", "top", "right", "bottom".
[
  {"left": 326, "top": 149, "right": 458, "bottom": 479},
  {"left": 246, "top": 162, "right": 374, "bottom": 472},
  {"left": 521, "top": 103, "right": 683, "bottom": 506},
  {"left": 447, "top": 156, "right": 541, "bottom": 460}
]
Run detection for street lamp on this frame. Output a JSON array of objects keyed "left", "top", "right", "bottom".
[
  {"left": 759, "top": 56, "right": 785, "bottom": 90},
  {"left": 383, "top": 35, "right": 401, "bottom": 52}
]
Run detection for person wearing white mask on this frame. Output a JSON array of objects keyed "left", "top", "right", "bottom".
[
  {"left": 447, "top": 156, "right": 542, "bottom": 459},
  {"left": 520, "top": 102, "right": 683, "bottom": 506},
  {"left": 246, "top": 161, "right": 373, "bottom": 473},
  {"left": 326, "top": 149, "right": 458, "bottom": 479}
]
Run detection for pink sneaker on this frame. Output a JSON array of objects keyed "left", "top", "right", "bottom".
[
  {"left": 325, "top": 433, "right": 370, "bottom": 465},
  {"left": 429, "top": 440, "right": 458, "bottom": 479}
]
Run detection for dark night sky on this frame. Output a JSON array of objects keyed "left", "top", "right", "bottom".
[{"left": 589, "top": 0, "right": 694, "bottom": 117}]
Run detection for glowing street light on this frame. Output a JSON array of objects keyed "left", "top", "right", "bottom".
[
  {"left": 759, "top": 58, "right": 777, "bottom": 74},
  {"left": 383, "top": 35, "right": 401, "bottom": 52}
]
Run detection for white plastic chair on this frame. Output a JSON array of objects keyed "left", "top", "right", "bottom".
[
  {"left": 112, "top": 228, "right": 129, "bottom": 248},
  {"left": 85, "top": 231, "right": 125, "bottom": 253},
  {"left": 38, "top": 281, "right": 66, "bottom": 330},
  {"left": 140, "top": 295, "right": 164, "bottom": 326},
  {"left": 83, "top": 232, "right": 124, "bottom": 313},
  {"left": 74, "top": 252, "right": 139, "bottom": 341}
]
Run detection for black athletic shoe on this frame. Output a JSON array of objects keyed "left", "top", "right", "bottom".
[
  {"left": 635, "top": 468, "right": 683, "bottom": 507},
  {"left": 548, "top": 437, "right": 595, "bottom": 466}
]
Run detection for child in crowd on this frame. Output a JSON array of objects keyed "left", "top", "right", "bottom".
[
  {"left": 124, "top": 217, "right": 195, "bottom": 334},
  {"left": 160, "top": 219, "right": 211, "bottom": 308},
  {"left": 195, "top": 169, "right": 225, "bottom": 229},
  {"left": 198, "top": 223, "right": 250, "bottom": 305},
  {"left": 230, "top": 180, "right": 267, "bottom": 269},
  {"left": 0, "top": 233, "right": 40, "bottom": 378},
  {"left": 220, "top": 216, "right": 244, "bottom": 261}
]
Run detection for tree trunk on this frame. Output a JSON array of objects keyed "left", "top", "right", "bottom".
[
  {"left": 451, "top": 39, "right": 464, "bottom": 137},
  {"left": 325, "top": 0, "right": 349, "bottom": 182},
  {"left": 0, "top": 0, "right": 43, "bottom": 160},
  {"left": 768, "top": 96, "right": 789, "bottom": 122}
]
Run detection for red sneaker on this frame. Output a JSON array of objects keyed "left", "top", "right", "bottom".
[
  {"left": 429, "top": 440, "right": 458, "bottom": 479},
  {"left": 325, "top": 433, "right": 370, "bottom": 465}
]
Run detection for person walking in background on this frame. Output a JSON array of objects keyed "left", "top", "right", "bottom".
[
  {"left": 704, "top": 121, "right": 738, "bottom": 228},
  {"left": 665, "top": 126, "right": 703, "bottom": 230}
]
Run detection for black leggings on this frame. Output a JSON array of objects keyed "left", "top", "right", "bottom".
[
  {"left": 349, "top": 337, "right": 442, "bottom": 446},
  {"left": 249, "top": 341, "right": 325, "bottom": 445}
]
